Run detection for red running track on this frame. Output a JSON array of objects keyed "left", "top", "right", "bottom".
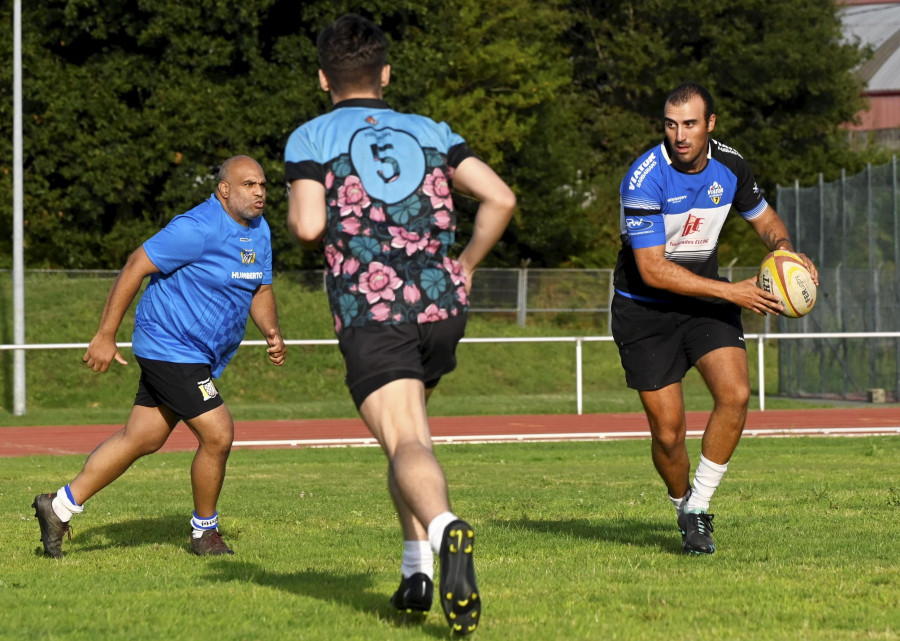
[{"left": 2, "top": 407, "right": 900, "bottom": 458}]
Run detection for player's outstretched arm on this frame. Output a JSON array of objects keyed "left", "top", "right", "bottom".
[
  {"left": 83, "top": 246, "right": 159, "bottom": 372},
  {"left": 451, "top": 157, "right": 517, "bottom": 292},
  {"left": 287, "top": 179, "right": 327, "bottom": 248},
  {"left": 250, "top": 284, "right": 285, "bottom": 366}
]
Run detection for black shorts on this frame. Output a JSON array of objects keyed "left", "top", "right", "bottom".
[
  {"left": 134, "top": 356, "right": 225, "bottom": 421},
  {"left": 611, "top": 293, "right": 745, "bottom": 391},
  {"left": 338, "top": 313, "right": 468, "bottom": 408}
]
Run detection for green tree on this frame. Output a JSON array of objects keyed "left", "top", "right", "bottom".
[
  {"left": 0, "top": 0, "right": 323, "bottom": 269},
  {"left": 0, "top": 0, "right": 585, "bottom": 269},
  {"left": 0, "top": 0, "right": 881, "bottom": 271}
]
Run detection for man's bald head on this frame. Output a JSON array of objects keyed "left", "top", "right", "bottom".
[
  {"left": 218, "top": 155, "right": 263, "bottom": 183},
  {"left": 216, "top": 155, "right": 267, "bottom": 226}
]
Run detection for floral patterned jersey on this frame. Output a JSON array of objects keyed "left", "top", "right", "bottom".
[{"left": 285, "top": 99, "right": 476, "bottom": 333}]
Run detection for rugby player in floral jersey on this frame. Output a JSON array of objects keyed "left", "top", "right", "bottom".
[{"left": 285, "top": 14, "right": 515, "bottom": 635}]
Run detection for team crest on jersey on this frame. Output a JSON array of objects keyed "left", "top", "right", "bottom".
[
  {"left": 241, "top": 249, "right": 256, "bottom": 265},
  {"left": 707, "top": 181, "right": 724, "bottom": 205},
  {"left": 197, "top": 378, "right": 219, "bottom": 401}
]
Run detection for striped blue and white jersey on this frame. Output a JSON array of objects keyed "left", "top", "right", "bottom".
[{"left": 614, "top": 139, "right": 768, "bottom": 303}]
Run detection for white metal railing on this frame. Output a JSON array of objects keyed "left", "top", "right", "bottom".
[{"left": 4, "top": 332, "right": 900, "bottom": 415}]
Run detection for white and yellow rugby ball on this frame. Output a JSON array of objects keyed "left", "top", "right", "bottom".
[{"left": 757, "top": 250, "right": 817, "bottom": 318}]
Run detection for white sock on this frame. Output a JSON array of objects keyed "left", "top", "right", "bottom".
[
  {"left": 669, "top": 488, "right": 691, "bottom": 515},
  {"left": 426, "top": 511, "right": 458, "bottom": 554},
  {"left": 686, "top": 455, "right": 728, "bottom": 513},
  {"left": 401, "top": 540, "right": 434, "bottom": 579},
  {"left": 52, "top": 485, "right": 84, "bottom": 523},
  {"left": 190, "top": 511, "right": 218, "bottom": 539}
]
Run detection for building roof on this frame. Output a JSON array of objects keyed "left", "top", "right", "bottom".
[{"left": 841, "top": 1, "right": 900, "bottom": 92}]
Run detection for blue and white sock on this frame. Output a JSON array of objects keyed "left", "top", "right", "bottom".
[
  {"left": 191, "top": 511, "right": 218, "bottom": 539},
  {"left": 52, "top": 485, "right": 84, "bottom": 523},
  {"left": 401, "top": 540, "right": 434, "bottom": 579}
]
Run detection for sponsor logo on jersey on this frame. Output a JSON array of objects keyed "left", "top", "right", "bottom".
[
  {"left": 241, "top": 249, "right": 256, "bottom": 265},
  {"left": 681, "top": 214, "right": 704, "bottom": 236},
  {"left": 707, "top": 181, "right": 724, "bottom": 205},
  {"left": 240, "top": 237, "right": 252, "bottom": 242},
  {"left": 667, "top": 195, "right": 688, "bottom": 204},
  {"left": 366, "top": 115, "right": 378, "bottom": 124},
  {"left": 628, "top": 152, "right": 657, "bottom": 191},
  {"left": 197, "top": 377, "right": 219, "bottom": 401},
  {"left": 713, "top": 139, "right": 743, "bottom": 158},
  {"left": 625, "top": 217, "right": 654, "bottom": 232},
  {"left": 232, "top": 271, "right": 264, "bottom": 279}
]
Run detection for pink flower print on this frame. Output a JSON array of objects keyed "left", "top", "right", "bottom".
[
  {"left": 456, "top": 285, "right": 468, "bottom": 305},
  {"left": 340, "top": 216, "right": 361, "bottom": 236},
  {"left": 369, "top": 302, "right": 391, "bottom": 322},
  {"left": 325, "top": 171, "right": 335, "bottom": 190},
  {"left": 433, "top": 210, "right": 451, "bottom": 230},
  {"left": 423, "top": 168, "right": 453, "bottom": 210},
  {"left": 389, "top": 226, "right": 429, "bottom": 256},
  {"left": 403, "top": 283, "right": 421, "bottom": 304},
  {"left": 417, "top": 303, "right": 449, "bottom": 324},
  {"left": 325, "top": 245, "right": 344, "bottom": 276},
  {"left": 342, "top": 257, "right": 360, "bottom": 276},
  {"left": 358, "top": 261, "right": 402, "bottom": 304},
  {"left": 338, "top": 176, "right": 370, "bottom": 217},
  {"left": 426, "top": 239, "right": 441, "bottom": 255},
  {"left": 333, "top": 314, "right": 342, "bottom": 333},
  {"left": 393, "top": 313, "right": 403, "bottom": 322},
  {"left": 443, "top": 257, "right": 466, "bottom": 286},
  {"left": 369, "top": 205, "right": 386, "bottom": 222}
]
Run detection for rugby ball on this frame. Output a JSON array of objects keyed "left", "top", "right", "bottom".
[{"left": 757, "top": 250, "right": 816, "bottom": 318}]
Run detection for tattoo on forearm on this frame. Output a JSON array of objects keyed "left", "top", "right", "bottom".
[{"left": 766, "top": 234, "right": 790, "bottom": 251}]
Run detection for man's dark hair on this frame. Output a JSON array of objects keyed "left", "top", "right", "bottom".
[
  {"left": 317, "top": 14, "right": 387, "bottom": 96},
  {"left": 665, "top": 83, "right": 715, "bottom": 122}
]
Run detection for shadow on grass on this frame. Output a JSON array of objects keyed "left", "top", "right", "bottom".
[
  {"left": 72, "top": 513, "right": 188, "bottom": 553},
  {"left": 498, "top": 517, "right": 683, "bottom": 553},
  {"left": 201, "top": 560, "right": 452, "bottom": 638}
]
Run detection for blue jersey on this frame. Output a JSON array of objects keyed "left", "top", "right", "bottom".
[
  {"left": 284, "top": 98, "right": 476, "bottom": 333},
  {"left": 615, "top": 138, "right": 768, "bottom": 303},
  {"left": 132, "top": 194, "right": 273, "bottom": 378}
]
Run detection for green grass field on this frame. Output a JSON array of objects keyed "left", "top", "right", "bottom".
[{"left": 5, "top": 437, "right": 899, "bottom": 640}]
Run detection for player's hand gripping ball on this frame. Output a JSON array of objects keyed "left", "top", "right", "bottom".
[{"left": 757, "top": 250, "right": 817, "bottom": 318}]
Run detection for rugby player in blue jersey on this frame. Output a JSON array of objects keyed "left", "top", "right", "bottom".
[
  {"left": 285, "top": 14, "right": 515, "bottom": 635},
  {"left": 612, "top": 84, "right": 818, "bottom": 555},
  {"left": 33, "top": 155, "right": 286, "bottom": 558}
]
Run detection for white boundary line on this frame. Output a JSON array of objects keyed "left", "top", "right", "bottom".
[{"left": 232, "top": 426, "right": 900, "bottom": 449}]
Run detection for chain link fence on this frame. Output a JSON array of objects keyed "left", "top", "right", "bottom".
[{"left": 776, "top": 155, "right": 900, "bottom": 401}]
